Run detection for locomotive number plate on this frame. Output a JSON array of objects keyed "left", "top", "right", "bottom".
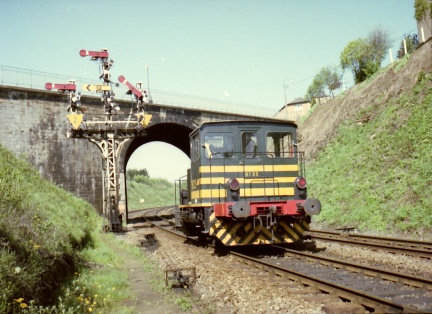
[{"left": 245, "top": 171, "right": 260, "bottom": 177}]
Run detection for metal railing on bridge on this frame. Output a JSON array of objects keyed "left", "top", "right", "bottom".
[{"left": 0, "top": 65, "right": 282, "bottom": 118}]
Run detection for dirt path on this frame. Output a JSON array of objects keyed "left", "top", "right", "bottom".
[{"left": 112, "top": 231, "right": 199, "bottom": 314}]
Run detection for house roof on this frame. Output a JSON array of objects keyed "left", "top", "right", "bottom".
[{"left": 278, "top": 97, "right": 309, "bottom": 111}]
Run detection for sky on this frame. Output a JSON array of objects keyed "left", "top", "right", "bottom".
[{"left": 0, "top": 0, "right": 417, "bottom": 182}]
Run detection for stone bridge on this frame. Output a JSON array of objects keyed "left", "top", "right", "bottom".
[{"left": 0, "top": 85, "right": 281, "bottom": 220}]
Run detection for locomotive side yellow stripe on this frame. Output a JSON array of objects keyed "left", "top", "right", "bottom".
[
  {"left": 199, "top": 165, "right": 299, "bottom": 172},
  {"left": 191, "top": 187, "right": 294, "bottom": 199},
  {"left": 196, "top": 177, "right": 296, "bottom": 185}
]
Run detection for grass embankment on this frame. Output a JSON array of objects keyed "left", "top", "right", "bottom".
[
  {"left": 0, "top": 145, "right": 151, "bottom": 313},
  {"left": 126, "top": 176, "right": 178, "bottom": 210},
  {"left": 308, "top": 68, "right": 432, "bottom": 235}
]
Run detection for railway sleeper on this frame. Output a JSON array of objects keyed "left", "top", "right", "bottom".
[{"left": 321, "top": 303, "right": 366, "bottom": 314}]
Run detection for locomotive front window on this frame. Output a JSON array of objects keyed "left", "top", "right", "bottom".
[
  {"left": 266, "top": 132, "right": 295, "bottom": 158},
  {"left": 204, "top": 132, "right": 233, "bottom": 159}
]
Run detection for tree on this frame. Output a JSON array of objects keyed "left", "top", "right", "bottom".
[
  {"left": 340, "top": 38, "right": 370, "bottom": 84},
  {"left": 340, "top": 26, "right": 391, "bottom": 84},
  {"left": 414, "top": 0, "right": 432, "bottom": 22},
  {"left": 320, "top": 66, "right": 343, "bottom": 97},
  {"left": 127, "top": 168, "right": 149, "bottom": 181},
  {"left": 397, "top": 34, "right": 419, "bottom": 59},
  {"left": 305, "top": 66, "right": 342, "bottom": 104},
  {"left": 305, "top": 77, "right": 324, "bottom": 105}
]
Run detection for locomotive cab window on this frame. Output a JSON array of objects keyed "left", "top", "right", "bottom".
[
  {"left": 266, "top": 132, "right": 295, "bottom": 158},
  {"left": 190, "top": 134, "right": 200, "bottom": 162},
  {"left": 242, "top": 132, "right": 258, "bottom": 158},
  {"left": 204, "top": 132, "right": 233, "bottom": 159}
]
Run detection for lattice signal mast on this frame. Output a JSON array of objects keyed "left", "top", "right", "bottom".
[{"left": 46, "top": 49, "right": 152, "bottom": 231}]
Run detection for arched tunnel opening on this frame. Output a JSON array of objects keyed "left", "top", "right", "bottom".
[{"left": 122, "top": 123, "right": 193, "bottom": 219}]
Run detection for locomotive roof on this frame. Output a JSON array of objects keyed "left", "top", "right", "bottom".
[{"left": 192, "top": 120, "right": 297, "bottom": 133}]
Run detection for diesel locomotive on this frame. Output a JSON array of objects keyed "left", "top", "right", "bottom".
[{"left": 175, "top": 120, "right": 321, "bottom": 246}]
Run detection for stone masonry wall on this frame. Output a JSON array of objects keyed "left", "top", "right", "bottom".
[{"left": 0, "top": 86, "right": 104, "bottom": 211}]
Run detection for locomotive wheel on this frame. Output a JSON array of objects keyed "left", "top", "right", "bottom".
[{"left": 182, "top": 222, "right": 198, "bottom": 236}]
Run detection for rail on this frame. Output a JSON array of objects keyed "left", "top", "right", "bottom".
[{"left": 306, "top": 229, "right": 432, "bottom": 259}]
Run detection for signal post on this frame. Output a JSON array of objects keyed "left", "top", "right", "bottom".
[{"left": 47, "top": 49, "right": 151, "bottom": 231}]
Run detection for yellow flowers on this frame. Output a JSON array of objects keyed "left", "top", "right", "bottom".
[{"left": 13, "top": 298, "right": 27, "bottom": 309}]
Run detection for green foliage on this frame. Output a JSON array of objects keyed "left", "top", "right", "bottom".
[
  {"left": 305, "top": 76, "right": 324, "bottom": 105},
  {"left": 126, "top": 168, "right": 149, "bottom": 181},
  {"left": 414, "top": 0, "right": 432, "bottom": 21},
  {"left": 340, "top": 38, "right": 371, "bottom": 83},
  {"left": 397, "top": 34, "right": 418, "bottom": 59},
  {"left": 175, "top": 297, "right": 192, "bottom": 312},
  {"left": 305, "top": 65, "right": 342, "bottom": 103},
  {"left": 340, "top": 26, "right": 391, "bottom": 84},
  {"left": 0, "top": 145, "right": 103, "bottom": 311},
  {"left": 308, "top": 73, "right": 432, "bottom": 233},
  {"left": 8, "top": 231, "right": 152, "bottom": 314},
  {"left": 390, "top": 54, "right": 410, "bottom": 73},
  {"left": 0, "top": 146, "right": 192, "bottom": 313}
]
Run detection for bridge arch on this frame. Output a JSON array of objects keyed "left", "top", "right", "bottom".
[
  {"left": 122, "top": 122, "right": 193, "bottom": 166},
  {"left": 118, "top": 122, "right": 193, "bottom": 219}
]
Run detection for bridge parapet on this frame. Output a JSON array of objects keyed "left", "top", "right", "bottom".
[{"left": 0, "top": 65, "right": 279, "bottom": 118}]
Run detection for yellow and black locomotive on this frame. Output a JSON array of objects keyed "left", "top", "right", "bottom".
[{"left": 175, "top": 120, "right": 321, "bottom": 246}]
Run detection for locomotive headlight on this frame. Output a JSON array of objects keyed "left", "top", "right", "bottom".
[
  {"left": 295, "top": 177, "right": 307, "bottom": 189},
  {"left": 227, "top": 178, "right": 240, "bottom": 201},
  {"left": 228, "top": 178, "right": 240, "bottom": 191}
]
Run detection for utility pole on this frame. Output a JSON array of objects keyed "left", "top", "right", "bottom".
[
  {"left": 146, "top": 64, "right": 151, "bottom": 103},
  {"left": 283, "top": 79, "right": 290, "bottom": 120}
]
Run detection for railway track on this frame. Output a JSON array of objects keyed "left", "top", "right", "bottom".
[
  {"left": 263, "top": 245, "right": 432, "bottom": 313},
  {"left": 306, "top": 229, "right": 432, "bottom": 259},
  {"left": 134, "top": 207, "right": 432, "bottom": 313}
]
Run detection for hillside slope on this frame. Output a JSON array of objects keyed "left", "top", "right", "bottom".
[
  {"left": 299, "top": 40, "right": 432, "bottom": 161},
  {"left": 298, "top": 40, "right": 432, "bottom": 235}
]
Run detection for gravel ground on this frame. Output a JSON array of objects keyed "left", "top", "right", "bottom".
[
  {"left": 120, "top": 221, "right": 431, "bottom": 314},
  {"left": 122, "top": 226, "right": 324, "bottom": 314}
]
